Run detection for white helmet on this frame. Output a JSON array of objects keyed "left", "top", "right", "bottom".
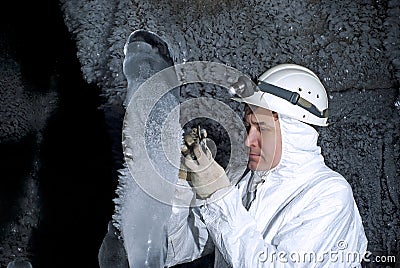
[{"left": 232, "top": 64, "right": 329, "bottom": 126}]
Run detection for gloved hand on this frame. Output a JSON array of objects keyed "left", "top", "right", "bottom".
[{"left": 180, "top": 127, "right": 230, "bottom": 199}]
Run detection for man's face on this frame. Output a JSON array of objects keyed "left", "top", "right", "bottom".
[{"left": 244, "top": 105, "right": 282, "bottom": 171}]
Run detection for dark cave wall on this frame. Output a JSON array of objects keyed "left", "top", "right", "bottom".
[
  {"left": 318, "top": 88, "right": 399, "bottom": 256},
  {"left": 60, "top": 0, "right": 398, "bottom": 92},
  {"left": 0, "top": 0, "right": 398, "bottom": 267},
  {"left": 59, "top": 0, "right": 400, "bottom": 261},
  {"left": 0, "top": 0, "right": 115, "bottom": 267},
  {"left": 0, "top": 1, "right": 59, "bottom": 264}
]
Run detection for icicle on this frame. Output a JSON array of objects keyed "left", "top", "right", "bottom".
[{"left": 101, "top": 30, "right": 180, "bottom": 268}]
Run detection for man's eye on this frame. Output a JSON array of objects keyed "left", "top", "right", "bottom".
[
  {"left": 260, "top": 126, "right": 274, "bottom": 132},
  {"left": 244, "top": 123, "right": 250, "bottom": 132}
]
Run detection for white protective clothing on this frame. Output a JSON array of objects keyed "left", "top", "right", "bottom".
[{"left": 165, "top": 115, "right": 368, "bottom": 267}]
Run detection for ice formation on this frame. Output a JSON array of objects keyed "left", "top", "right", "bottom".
[{"left": 111, "top": 30, "right": 180, "bottom": 267}]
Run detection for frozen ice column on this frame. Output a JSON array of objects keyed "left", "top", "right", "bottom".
[{"left": 112, "top": 30, "right": 180, "bottom": 268}]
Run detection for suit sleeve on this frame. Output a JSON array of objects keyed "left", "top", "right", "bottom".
[{"left": 165, "top": 180, "right": 214, "bottom": 267}]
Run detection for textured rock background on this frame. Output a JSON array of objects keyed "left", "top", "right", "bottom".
[
  {"left": 0, "top": 1, "right": 115, "bottom": 267},
  {"left": 60, "top": 0, "right": 399, "bottom": 262},
  {"left": 0, "top": 0, "right": 399, "bottom": 267}
]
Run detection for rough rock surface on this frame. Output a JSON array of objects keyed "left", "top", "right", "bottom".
[
  {"left": 0, "top": 0, "right": 399, "bottom": 267},
  {"left": 0, "top": 18, "right": 56, "bottom": 267},
  {"left": 0, "top": 1, "right": 115, "bottom": 267},
  {"left": 59, "top": 0, "right": 399, "bottom": 263}
]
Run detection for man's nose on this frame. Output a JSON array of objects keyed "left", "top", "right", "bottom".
[{"left": 244, "top": 128, "right": 258, "bottom": 148}]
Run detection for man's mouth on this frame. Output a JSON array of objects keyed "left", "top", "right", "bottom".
[{"left": 248, "top": 152, "right": 260, "bottom": 160}]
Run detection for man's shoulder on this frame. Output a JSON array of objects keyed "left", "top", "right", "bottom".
[
  {"left": 312, "top": 164, "right": 350, "bottom": 186},
  {"left": 307, "top": 167, "right": 355, "bottom": 207}
]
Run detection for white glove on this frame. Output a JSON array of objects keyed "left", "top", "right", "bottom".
[{"left": 182, "top": 142, "right": 230, "bottom": 199}]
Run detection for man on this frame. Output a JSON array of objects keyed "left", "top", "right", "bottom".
[{"left": 165, "top": 64, "right": 368, "bottom": 267}]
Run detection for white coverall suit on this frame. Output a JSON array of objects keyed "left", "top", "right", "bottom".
[{"left": 165, "top": 115, "right": 368, "bottom": 267}]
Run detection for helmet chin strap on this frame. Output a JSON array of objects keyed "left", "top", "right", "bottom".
[{"left": 257, "top": 81, "right": 329, "bottom": 119}]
